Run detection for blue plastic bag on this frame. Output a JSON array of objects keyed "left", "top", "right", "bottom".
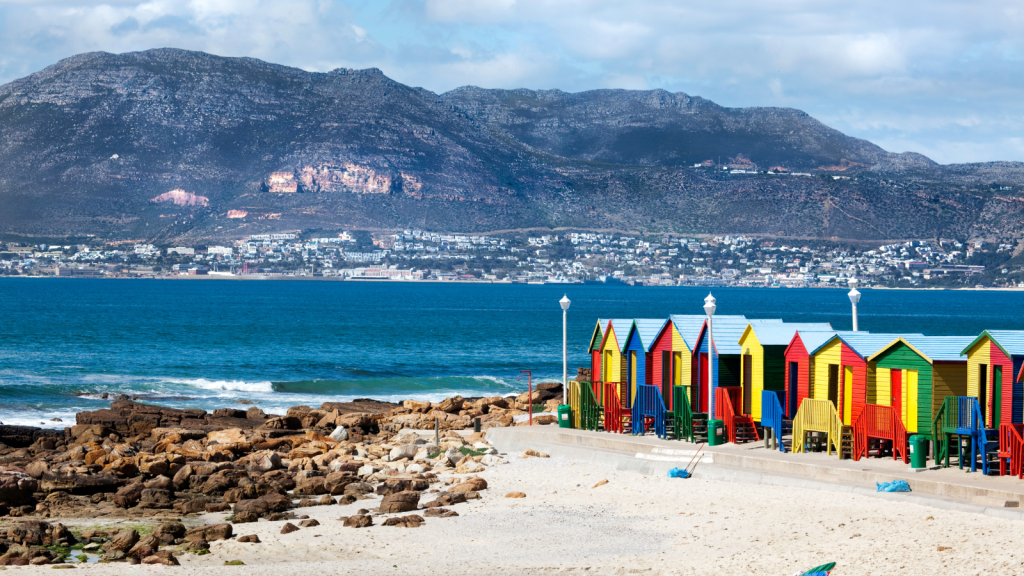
[
  {"left": 876, "top": 479, "right": 911, "bottom": 492},
  {"left": 667, "top": 467, "right": 690, "bottom": 479}
]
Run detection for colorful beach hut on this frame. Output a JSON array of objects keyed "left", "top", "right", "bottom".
[
  {"left": 694, "top": 317, "right": 781, "bottom": 435},
  {"left": 687, "top": 315, "right": 756, "bottom": 415},
  {"left": 960, "top": 331, "right": 1024, "bottom": 428},
  {"left": 784, "top": 331, "right": 846, "bottom": 418},
  {"left": 651, "top": 314, "right": 710, "bottom": 411},
  {"left": 866, "top": 336, "right": 974, "bottom": 436},
  {"left": 587, "top": 318, "right": 609, "bottom": 384},
  {"left": 622, "top": 319, "right": 670, "bottom": 404},
  {"left": 738, "top": 322, "right": 833, "bottom": 423}
]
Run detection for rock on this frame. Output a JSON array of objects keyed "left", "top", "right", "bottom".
[
  {"left": 208, "top": 428, "right": 247, "bottom": 445},
  {"left": 293, "top": 476, "right": 327, "bottom": 495},
  {"left": 103, "top": 529, "right": 139, "bottom": 552},
  {"left": 423, "top": 492, "right": 467, "bottom": 508},
  {"left": 298, "top": 519, "right": 320, "bottom": 528},
  {"left": 206, "top": 502, "right": 231, "bottom": 513},
  {"left": 260, "top": 417, "right": 301, "bottom": 430},
  {"left": 328, "top": 426, "right": 348, "bottom": 442},
  {"left": 343, "top": 482, "right": 374, "bottom": 497},
  {"left": 323, "top": 472, "right": 355, "bottom": 495},
  {"left": 389, "top": 444, "right": 419, "bottom": 461},
  {"left": 141, "top": 551, "right": 179, "bottom": 566},
  {"left": 128, "top": 534, "right": 160, "bottom": 558},
  {"left": 112, "top": 483, "right": 144, "bottom": 509},
  {"left": 375, "top": 478, "right": 429, "bottom": 496},
  {"left": 455, "top": 459, "right": 484, "bottom": 474},
  {"left": 379, "top": 490, "right": 419, "bottom": 513},
  {"left": 172, "top": 464, "right": 194, "bottom": 490},
  {"left": 246, "top": 407, "right": 267, "bottom": 420},
  {"left": 406, "top": 463, "right": 425, "bottom": 474},
  {"left": 382, "top": 514, "right": 424, "bottom": 528},
  {"left": 505, "top": 492, "right": 526, "bottom": 498},
  {"left": 144, "top": 475, "right": 173, "bottom": 491},
  {"left": 29, "top": 557, "right": 51, "bottom": 565},
  {"left": 237, "top": 534, "right": 260, "bottom": 543},
  {"left": 318, "top": 495, "right": 336, "bottom": 505},
  {"left": 437, "top": 396, "right": 465, "bottom": 413},
  {"left": 153, "top": 522, "right": 186, "bottom": 539},
  {"left": 343, "top": 514, "right": 373, "bottom": 528},
  {"left": 231, "top": 511, "right": 260, "bottom": 524},
  {"left": 187, "top": 539, "right": 209, "bottom": 551},
  {"left": 24, "top": 461, "right": 48, "bottom": 479},
  {"left": 523, "top": 449, "right": 549, "bottom": 458},
  {"left": 450, "top": 477, "right": 487, "bottom": 493},
  {"left": 39, "top": 472, "right": 118, "bottom": 495},
  {"left": 177, "top": 497, "right": 209, "bottom": 515},
  {"left": 531, "top": 415, "right": 557, "bottom": 425},
  {"left": 481, "top": 455, "right": 506, "bottom": 466},
  {"left": 356, "top": 465, "right": 374, "bottom": 476},
  {"left": 138, "top": 489, "right": 173, "bottom": 509},
  {"left": 99, "top": 550, "right": 126, "bottom": 562},
  {"left": 423, "top": 507, "right": 459, "bottom": 517},
  {"left": 246, "top": 451, "right": 281, "bottom": 474},
  {"left": 280, "top": 523, "right": 299, "bottom": 534},
  {"left": 185, "top": 523, "right": 232, "bottom": 542},
  {"left": 403, "top": 400, "right": 431, "bottom": 412},
  {"left": 338, "top": 495, "right": 356, "bottom": 505}
]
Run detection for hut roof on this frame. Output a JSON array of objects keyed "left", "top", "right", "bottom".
[
  {"left": 626, "top": 319, "right": 669, "bottom": 352},
  {"left": 869, "top": 335, "right": 976, "bottom": 363},
  {"left": 961, "top": 330, "right": 1024, "bottom": 358},
  {"left": 744, "top": 322, "right": 834, "bottom": 346}
]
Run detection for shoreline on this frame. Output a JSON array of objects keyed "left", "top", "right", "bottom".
[{"left": 3, "top": 275, "right": 1022, "bottom": 290}]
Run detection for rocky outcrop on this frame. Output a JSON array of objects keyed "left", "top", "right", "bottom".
[{"left": 150, "top": 190, "right": 209, "bottom": 207}]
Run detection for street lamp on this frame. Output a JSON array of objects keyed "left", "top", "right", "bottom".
[
  {"left": 703, "top": 293, "right": 716, "bottom": 418},
  {"left": 560, "top": 294, "right": 571, "bottom": 404},
  {"left": 848, "top": 279, "right": 861, "bottom": 332}
]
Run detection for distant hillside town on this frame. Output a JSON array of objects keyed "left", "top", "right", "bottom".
[{"left": 1, "top": 229, "right": 1020, "bottom": 288}]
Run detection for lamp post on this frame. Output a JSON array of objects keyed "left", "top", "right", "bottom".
[
  {"left": 703, "top": 292, "right": 716, "bottom": 418},
  {"left": 560, "top": 294, "right": 571, "bottom": 405},
  {"left": 848, "top": 279, "right": 861, "bottom": 332}
]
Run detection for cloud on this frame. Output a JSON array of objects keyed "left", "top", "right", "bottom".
[{"left": 0, "top": 0, "right": 1022, "bottom": 163}]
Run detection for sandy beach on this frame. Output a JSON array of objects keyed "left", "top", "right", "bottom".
[{"left": 18, "top": 451, "right": 1023, "bottom": 576}]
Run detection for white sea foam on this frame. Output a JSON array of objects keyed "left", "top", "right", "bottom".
[{"left": 165, "top": 378, "right": 275, "bottom": 393}]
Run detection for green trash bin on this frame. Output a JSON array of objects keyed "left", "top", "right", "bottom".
[
  {"left": 557, "top": 405, "right": 573, "bottom": 429},
  {"left": 909, "top": 435, "right": 927, "bottom": 469},
  {"left": 708, "top": 419, "right": 725, "bottom": 446}
]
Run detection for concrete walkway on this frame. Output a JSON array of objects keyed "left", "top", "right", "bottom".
[{"left": 486, "top": 425, "right": 1024, "bottom": 520}]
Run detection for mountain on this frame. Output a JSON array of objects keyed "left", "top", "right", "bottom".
[{"left": 1, "top": 48, "right": 1022, "bottom": 244}]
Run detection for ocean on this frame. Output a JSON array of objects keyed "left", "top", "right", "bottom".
[{"left": 1, "top": 278, "right": 1022, "bottom": 428}]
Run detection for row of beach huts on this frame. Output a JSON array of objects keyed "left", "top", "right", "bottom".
[{"left": 566, "top": 306, "right": 1024, "bottom": 476}]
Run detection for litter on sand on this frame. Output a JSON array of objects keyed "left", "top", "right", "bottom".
[
  {"left": 667, "top": 467, "right": 690, "bottom": 479},
  {"left": 793, "top": 561, "right": 836, "bottom": 575},
  {"left": 876, "top": 479, "right": 911, "bottom": 492}
]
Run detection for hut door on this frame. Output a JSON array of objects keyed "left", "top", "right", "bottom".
[
  {"left": 699, "top": 353, "right": 709, "bottom": 412},
  {"left": 979, "top": 365, "right": 988, "bottom": 426},
  {"left": 743, "top": 355, "right": 753, "bottom": 415},
  {"left": 843, "top": 366, "right": 853, "bottom": 424},
  {"left": 629, "top": 351, "right": 638, "bottom": 404},
  {"left": 827, "top": 364, "right": 839, "bottom": 406},
  {"left": 661, "top": 352, "right": 672, "bottom": 407},
  {"left": 993, "top": 366, "right": 1003, "bottom": 429},
  {"left": 891, "top": 369, "right": 903, "bottom": 423},
  {"left": 788, "top": 362, "right": 799, "bottom": 418},
  {"left": 604, "top": 351, "right": 614, "bottom": 383}
]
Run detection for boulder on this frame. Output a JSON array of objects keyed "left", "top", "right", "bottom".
[
  {"left": 293, "top": 476, "right": 327, "bottom": 495},
  {"left": 246, "top": 451, "right": 281, "bottom": 474},
  {"left": 450, "top": 477, "right": 487, "bottom": 493},
  {"left": 176, "top": 497, "right": 209, "bottom": 515},
  {"left": 382, "top": 514, "right": 424, "bottom": 528},
  {"left": 343, "top": 482, "right": 374, "bottom": 497},
  {"left": 138, "top": 489, "right": 174, "bottom": 509},
  {"left": 237, "top": 534, "right": 261, "bottom": 543},
  {"left": 388, "top": 444, "right": 419, "bottom": 461},
  {"left": 172, "top": 464, "right": 194, "bottom": 490},
  {"left": 423, "top": 507, "right": 459, "bottom": 518},
  {"left": 103, "top": 529, "right": 139, "bottom": 553},
  {"left": 423, "top": 492, "right": 467, "bottom": 508},
  {"left": 324, "top": 472, "right": 355, "bottom": 495},
  {"left": 207, "top": 428, "right": 247, "bottom": 445},
  {"left": 185, "top": 523, "right": 232, "bottom": 542},
  {"left": 113, "top": 482, "right": 145, "bottom": 509},
  {"left": 342, "top": 515, "right": 373, "bottom": 528},
  {"left": 153, "top": 522, "right": 186, "bottom": 539},
  {"left": 246, "top": 407, "right": 267, "bottom": 420},
  {"left": 128, "top": 534, "right": 160, "bottom": 558},
  {"left": 0, "top": 468, "right": 38, "bottom": 506},
  {"left": 437, "top": 396, "right": 465, "bottom": 413},
  {"left": 144, "top": 475, "right": 173, "bottom": 491},
  {"left": 379, "top": 490, "right": 420, "bottom": 513},
  {"left": 38, "top": 472, "right": 117, "bottom": 494},
  {"left": 328, "top": 426, "right": 348, "bottom": 442},
  {"left": 280, "top": 523, "right": 299, "bottom": 535},
  {"left": 141, "top": 551, "right": 179, "bottom": 566},
  {"left": 298, "top": 519, "right": 320, "bottom": 528},
  {"left": 375, "top": 478, "right": 429, "bottom": 496}
]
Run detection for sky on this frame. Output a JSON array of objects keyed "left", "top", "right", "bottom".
[{"left": 1, "top": 0, "right": 1022, "bottom": 165}]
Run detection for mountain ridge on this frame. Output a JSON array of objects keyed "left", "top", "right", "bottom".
[{"left": 1, "top": 48, "right": 1022, "bottom": 244}]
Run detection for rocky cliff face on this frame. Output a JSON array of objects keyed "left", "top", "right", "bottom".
[{"left": 0, "top": 48, "right": 1021, "bottom": 242}]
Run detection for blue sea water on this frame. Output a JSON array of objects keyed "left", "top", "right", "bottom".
[{"left": 1, "top": 278, "right": 1023, "bottom": 428}]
